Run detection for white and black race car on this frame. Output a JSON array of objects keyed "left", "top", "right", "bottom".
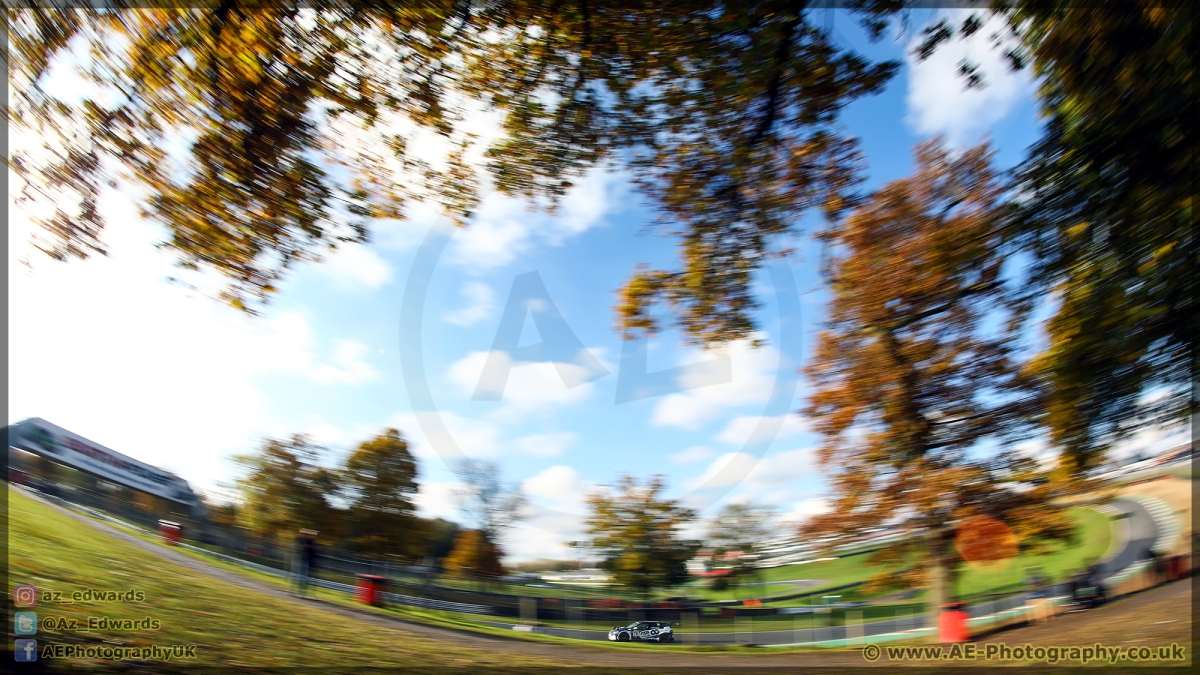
[{"left": 607, "top": 621, "right": 675, "bottom": 643}]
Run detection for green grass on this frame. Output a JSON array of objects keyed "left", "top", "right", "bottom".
[
  {"left": 6, "top": 487, "right": 566, "bottom": 671},
  {"left": 661, "top": 553, "right": 883, "bottom": 605},
  {"left": 678, "top": 553, "right": 887, "bottom": 604},
  {"left": 689, "top": 506, "right": 1112, "bottom": 606},
  {"left": 14, "top": 487, "right": 845, "bottom": 656},
  {"left": 11, "top": 482, "right": 1115, "bottom": 670},
  {"left": 759, "top": 553, "right": 882, "bottom": 587},
  {"left": 51, "top": 501, "right": 537, "bottom": 631},
  {"left": 954, "top": 506, "right": 1111, "bottom": 601}
]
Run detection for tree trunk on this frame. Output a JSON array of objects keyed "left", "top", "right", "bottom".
[{"left": 926, "top": 525, "right": 957, "bottom": 643}]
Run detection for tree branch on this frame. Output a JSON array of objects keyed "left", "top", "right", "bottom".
[{"left": 745, "top": 8, "right": 803, "bottom": 148}]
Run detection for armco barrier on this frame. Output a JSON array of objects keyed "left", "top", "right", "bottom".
[
  {"left": 176, "top": 545, "right": 494, "bottom": 614},
  {"left": 21, "top": 486, "right": 495, "bottom": 615},
  {"left": 1104, "top": 556, "right": 1192, "bottom": 599}
]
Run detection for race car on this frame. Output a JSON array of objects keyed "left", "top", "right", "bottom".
[{"left": 608, "top": 621, "right": 675, "bottom": 642}]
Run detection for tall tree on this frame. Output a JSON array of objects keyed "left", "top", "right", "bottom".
[
  {"left": 451, "top": 459, "right": 525, "bottom": 575},
  {"left": 418, "top": 517, "right": 462, "bottom": 562},
  {"left": 910, "top": 1, "right": 1196, "bottom": 480},
  {"left": 454, "top": 459, "right": 525, "bottom": 545},
  {"left": 583, "top": 475, "right": 699, "bottom": 596},
  {"left": 705, "top": 500, "right": 777, "bottom": 586},
  {"left": 801, "top": 141, "right": 1074, "bottom": 636},
  {"left": 343, "top": 429, "right": 422, "bottom": 559},
  {"left": 9, "top": 2, "right": 902, "bottom": 314},
  {"left": 233, "top": 434, "right": 342, "bottom": 543}
]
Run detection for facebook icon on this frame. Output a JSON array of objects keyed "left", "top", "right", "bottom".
[{"left": 15, "top": 639, "right": 38, "bottom": 662}]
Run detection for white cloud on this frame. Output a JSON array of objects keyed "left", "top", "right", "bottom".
[
  {"left": 442, "top": 281, "right": 495, "bottom": 326},
  {"left": 447, "top": 199, "right": 535, "bottom": 270},
  {"left": 504, "top": 466, "right": 596, "bottom": 562},
  {"left": 651, "top": 336, "right": 779, "bottom": 430},
  {"left": 715, "top": 414, "right": 809, "bottom": 447},
  {"left": 446, "top": 167, "right": 627, "bottom": 272},
  {"left": 447, "top": 349, "right": 599, "bottom": 417},
  {"left": 779, "top": 497, "right": 832, "bottom": 525},
  {"left": 315, "top": 242, "right": 394, "bottom": 290},
  {"left": 521, "top": 465, "right": 592, "bottom": 507},
  {"left": 288, "top": 421, "right": 380, "bottom": 454},
  {"left": 1107, "top": 423, "right": 1191, "bottom": 462},
  {"left": 671, "top": 445, "right": 716, "bottom": 464},
  {"left": 388, "top": 411, "right": 503, "bottom": 461},
  {"left": 504, "top": 515, "right": 587, "bottom": 563},
  {"left": 1013, "top": 438, "right": 1056, "bottom": 470},
  {"left": 905, "top": 9, "right": 1035, "bottom": 147},
  {"left": 687, "top": 448, "right": 816, "bottom": 492},
  {"left": 1011, "top": 421, "right": 1189, "bottom": 470},
  {"left": 514, "top": 432, "right": 577, "bottom": 457},
  {"left": 6, "top": 185, "right": 390, "bottom": 491},
  {"left": 548, "top": 169, "right": 625, "bottom": 244},
  {"left": 225, "top": 313, "right": 381, "bottom": 388},
  {"left": 293, "top": 84, "right": 621, "bottom": 265},
  {"left": 414, "top": 479, "right": 462, "bottom": 521},
  {"left": 372, "top": 212, "right": 431, "bottom": 251},
  {"left": 311, "top": 340, "right": 383, "bottom": 386}
]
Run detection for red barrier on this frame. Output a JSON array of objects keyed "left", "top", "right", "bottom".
[
  {"left": 938, "top": 602, "right": 970, "bottom": 643},
  {"left": 1167, "top": 556, "right": 1186, "bottom": 581},
  {"left": 158, "top": 520, "right": 182, "bottom": 546},
  {"left": 355, "top": 575, "right": 387, "bottom": 606}
]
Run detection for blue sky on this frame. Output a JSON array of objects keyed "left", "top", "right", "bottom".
[{"left": 8, "top": 9, "right": 1185, "bottom": 561}]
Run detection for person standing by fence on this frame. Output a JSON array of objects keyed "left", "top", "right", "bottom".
[{"left": 293, "top": 529, "right": 320, "bottom": 596}]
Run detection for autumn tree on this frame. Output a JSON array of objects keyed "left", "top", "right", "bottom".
[
  {"left": 705, "top": 500, "right": 777, "bottom": 586},
  {"left": 1006, "top": 3, "right": 1195, "bottom": 477},
  {"left": 900, "top": 2, "right": 1197, "bottom": 481},
  {"left": 801, "top": 140, "right": 1074, "bottom": 638},
  {"left": 9, "top": 2, "right": 902, "bottom": 314},
  {"left": 584, "top": 475, "right": 700, "bottom": 597},
  {"left": 418, "top": 517, "right": 462, "bottom": 562},
  {"left": 343, "top": 428, "right": 422, "bottom": 559},
  {"left": 12, "top": 3, "right": 1189, "bottom": 502},
  {"left": 233, "top": 434, "right": 342, "bottom": 544},
  {"left": 200, "top": 495, "right": 240, "bottom": 530},
  {"left": 441, "top": 529, "right": 505, "bottom": 580}
]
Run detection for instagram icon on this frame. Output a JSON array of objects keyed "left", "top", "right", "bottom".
[{"left": 14, "top": 585, "right": 37, "bottom": 607}]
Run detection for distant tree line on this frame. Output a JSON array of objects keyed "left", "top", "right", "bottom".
[
  {"left": 222, "top": 439, "right": 778, "bottom": 593},
  {"left": 222, "top": 429, "right": 520, "bottom": 578}
]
